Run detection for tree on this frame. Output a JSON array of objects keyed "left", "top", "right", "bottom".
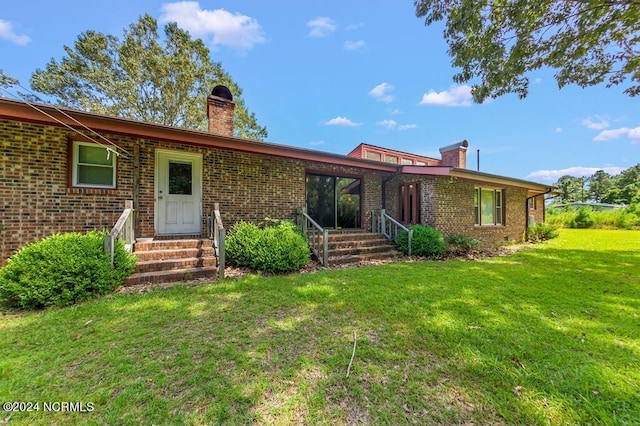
[
  {"left": 555, "top": 175, "right": 584, "bottom": 202},
  {"left": 30, "top": 14, "right": 267, "bottom": 140},
  {"left": 0, "top": 70, "right": 18, "bottom": 89},
  {"left": 414, "top": 1, "right": 640, "bottom": 102},
  {"left": 588, "top": 170, "right": 612, "bottom": 202},
  {"left": 603, "top": 164, "right": 640, "bottom": 204}
]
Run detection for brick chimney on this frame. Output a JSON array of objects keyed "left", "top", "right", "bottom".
[
  {"left": 439, "top": 140, "right": 469, "bottom": 168},
  {"left": 207, "top": 85, "right": 235, "bottom": 137}
]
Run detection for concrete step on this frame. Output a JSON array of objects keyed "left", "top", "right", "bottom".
[{"left": 124, "top": 266, "right": 218, "bottom": 286}]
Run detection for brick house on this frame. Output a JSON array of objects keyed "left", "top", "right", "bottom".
[{"left": 0, "top": 90, "right": 552, "bottom": 268}]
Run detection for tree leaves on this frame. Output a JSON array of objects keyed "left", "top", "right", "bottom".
[
  {"left": 553, "top": 164, "right": 640, "bottom": 204},
  {"left": 29, "top": 14, "right": 267, "bottom": 140},
  {"left": 415, "top": 0, "right": 640, "bottom": 102}
]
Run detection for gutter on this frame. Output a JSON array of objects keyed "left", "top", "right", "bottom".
[{"left": 525, "top": 187, "right": 554, "bottom": 238}]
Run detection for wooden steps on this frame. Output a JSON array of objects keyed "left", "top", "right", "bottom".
[{"left": 124, "top": 238, "right": 217, "bottom": 286}]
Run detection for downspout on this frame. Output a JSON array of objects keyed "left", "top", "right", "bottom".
[{"left": 525, "top": 187, "right": 553, "bottom": 239}]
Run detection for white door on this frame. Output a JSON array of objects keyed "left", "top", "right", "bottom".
[{"left": 156, "top": 150, "right": 202, "bottom": 235}]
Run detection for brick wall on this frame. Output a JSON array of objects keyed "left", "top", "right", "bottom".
[
  {"left": 0, "top": 117, "right": 543, "bottom": 264},
  {"left": 0, "top": 119, "right": 388, "bottom": 264},
  {"left": 0, "top": 120, "right": 135, "bottom": 265},
  {"left": 207, "top": 96, "right": 235, "bottom": 137},
  {"left": 528, "top": 195, "right": 546, "bottom": 226},
  {"left": 385, "top": 174, "right": 534, "bottom": 247}
]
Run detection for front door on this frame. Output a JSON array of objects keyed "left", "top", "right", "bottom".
[
  {"left": 399, "top": 182, "right": 420, "bottom": 225},
  {"left": 156, "top": 150, "right": 202, "bottom": 235}
]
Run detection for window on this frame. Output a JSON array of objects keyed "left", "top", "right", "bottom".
[
  {"left": 474, "top": 187, "right": 504, "bottom": 226},
  {"left": 385, "top": 155, "right": 398, "bottom": 164},
  {"left": 366, "top": 151, "right": 381, "bottom": 161},
  {"left": 416, "top": 161, "right": 426, "bottom": 166},
  {"left": 528, "top": 197, "right": 537, "bottom": 210},
  {"left": 72, "top": 141, "right": 116, "bottom": 188},
  {"left": 401, "top": 158, "right": 413, "bottom": 165}
]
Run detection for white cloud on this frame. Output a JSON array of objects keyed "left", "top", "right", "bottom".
[
  {"left": 369, "top": 83, "right": 395, "bottom": 103},
  {"left": 0, "top": 20, "right": 30, "bottom": 45},
  {"left": 345, "top": 23, "right": 364, "bottom": 30},
  {"left": 399, "top": 124, "right": 418, "bottom": 131},
  {"left": 309, "top": 140, "right": 325, "bottom": 146},
  {"left": 375, "top": 120, "right": 417, "bottom": 131},
  {"left": 527, "top": 166, "right": 625, "bottom": 181},
  {"left": 307, "top": 17, "right": 336, "bottom": 38},
  {"left": 594, "top": 126, "right": 640, "bottom": 143},
  {"left": 390, "top": 108, "right": 402, "bottom": 115},
  {"left": 420, "top": 85, "right": 473, "bottom": 107},
  {"left": 160, "top": 1, "right": 265, "bottom": 50},
  {"left": 534, "top": 77, "right": 542, "bottom": 84},
  {"left": 582, "top": 115, "right": 610, "bottom": 130},
  {"left": 344, "top": 40, "right": 365, "bottom": 50},
  {"left": 376, "top": 119, "right": 397, "bottom": 129},
  {"left": 324, "top": 116, "right": 361, "bottom": 127},
  {"left": 555, "top": 127, "right": 563, "bottom": 133}
]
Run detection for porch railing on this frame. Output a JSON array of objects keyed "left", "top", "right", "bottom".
[
  {"left": 371, "top": 209, "right": 412, "bottom": 256},
  {"left": 297, "top": 207, "right": 328, "bottom": 267},
  {"left": 104, "top": 200, "right": 135, "bottom": 265},
  {"left": 208, "top": 202, "right": 226, "bottom": 279}
]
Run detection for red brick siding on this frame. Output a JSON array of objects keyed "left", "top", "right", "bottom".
[
  {"left": 385, "top": 175, "right": 534, "bottom": 247},
  {"left": 440, "top": 148, "right": 466, "bottom": 168},
  {"left": 0, "top": 120, "right": 134, "bottom": 265},
  {"left": 207, "top": 97, "right": 235, "bottom": 137},
  {"left": 0, "top": 119, "right": 388, "bottom": 264},
  {"left": 528, "top": 195, "right": 546, "bottom": 225}
]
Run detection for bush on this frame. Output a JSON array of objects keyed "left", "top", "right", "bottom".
[
  {"left": 226, "top": 219, "right": 310, "bottom": 273},
  {"left": 0, "top": 231, "right": 136, "bottom": 310},
  {"left": 572, "top": 207, "right": 594, "bottom": 228},
  {"left": 225, "top": 221, "right": 261, "bottom": 267},
  {"left": 527, "top": 223, "right": 560, "bottom": 243},
  {"left": 396, "top": 225, "right": 446, "bottom": 257},
  {"left": 447, "top": 234, "right": 481, "bottom": 255}
]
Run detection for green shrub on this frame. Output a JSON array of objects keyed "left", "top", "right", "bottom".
[
  {"left": 547, "top": 204, "right": 640, "bottom": 229},
  {"left": 527, "top": 223, "right": 560, "bottom": 243},
  {"left": 396, "top": 225, "right": 446, "bottom": 257},
  {"left": 616, "top": 211, "right": 640, "bottom": 229},
  {"left": 226, "top": 219, "right": 310, "bottom": 273},
  {"left": 0, "top": 231, "right": 136, "bottom": 310},
  {"left": 572, "top": 207, "right": 594, "bottom": 228},
  {"left": 447, "top": 234, "right": 481, "bottom": 255},
  {"left": 225, "top": 221, "right": 261, "bottom": 267}
]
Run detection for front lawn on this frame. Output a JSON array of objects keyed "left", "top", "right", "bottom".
[{"left": 1, "top": 229, "right": 638, "bottom": 424}]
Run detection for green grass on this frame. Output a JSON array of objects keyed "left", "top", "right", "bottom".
[{"left": 1, "top": 229, "right": 639, "bottom": 425}]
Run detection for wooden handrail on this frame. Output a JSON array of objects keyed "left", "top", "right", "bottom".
[
  {"left": 298, "top": 208, "right": 328, "bottom": 267},
  {"left": 104, "top": 200, "right": 135, "bottom": 265},
  {"left": 212, "top": 202, "right": 226, "bottom": 279},
  {"left": 372, "top": 209, "right": 412, "bottom": 256}
]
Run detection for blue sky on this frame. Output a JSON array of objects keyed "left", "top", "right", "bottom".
[{"left": 1, "top": 1, "right": 638, "bottom": 182}]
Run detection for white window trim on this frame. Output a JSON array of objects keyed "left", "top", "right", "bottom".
[
  {"left": 72, "top": 141, "right": 116, "bottom": 188},
  {"left": 474, "top": 187, "right": 505, "bottom": 226}
]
